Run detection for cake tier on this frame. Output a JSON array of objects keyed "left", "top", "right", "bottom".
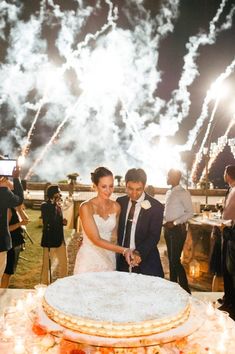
[{"left": 43, "top": 271, "right": 190, "bottom": 338}]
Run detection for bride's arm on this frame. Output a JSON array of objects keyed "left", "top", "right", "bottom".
[{"left": 80, "top": 202, "right": 131, "bottom": 259}]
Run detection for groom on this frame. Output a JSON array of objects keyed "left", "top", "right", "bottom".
[{"left": 116, "top": 168, "right": 164, "bottom": 277}]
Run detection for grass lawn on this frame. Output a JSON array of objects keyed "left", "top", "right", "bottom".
[{"left": 10, "top": 208, "right": 72, "bottom": 289}]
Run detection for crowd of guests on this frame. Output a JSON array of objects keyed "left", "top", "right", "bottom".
[{"left": 1, "top": 154, "right": 235, "bottom": 320}]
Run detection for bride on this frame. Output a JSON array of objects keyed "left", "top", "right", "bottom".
[{"left": 73, "top": 167, "right": 136, "bottom": 273}]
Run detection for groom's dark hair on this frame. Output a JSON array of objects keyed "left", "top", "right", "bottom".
[
  {"left": 225, "top": 165, "right": 235, "bottom": 180},
  {"left": 125, "top": 168, "right": 147, "bottom": 186}
]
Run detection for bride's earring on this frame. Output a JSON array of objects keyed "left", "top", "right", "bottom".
[{"left": 91, "top": 183, "right": 97, "bottom": 192}]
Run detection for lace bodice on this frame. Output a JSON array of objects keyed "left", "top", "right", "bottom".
[
  {"left": 82, "top": 213, "right": 117, "bottom": 245},
  {"left": 73, "top": 213, "right": 117, "bottom": 274}
]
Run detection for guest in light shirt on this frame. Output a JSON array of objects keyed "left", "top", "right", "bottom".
[{"left": 163, "top": 169, "right": 193, "bottom": 294}]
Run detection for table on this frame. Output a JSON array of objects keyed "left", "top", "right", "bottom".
[
  {"left": 182, "top": 214, "right": 228, "bottom": 291},
  {"left": 0, "top": 288, "right": 235, "bottom": 353}
]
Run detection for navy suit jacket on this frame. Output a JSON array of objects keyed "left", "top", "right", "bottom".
[
  {"left": 116, "top": 193, "right": 164, "bottom": 277},
  {"left": 41, "top": 201, "right": 65, "bottom": 248}
]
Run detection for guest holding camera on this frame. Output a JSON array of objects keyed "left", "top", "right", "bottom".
[
  {"left": 0, "top": 156, "right": 24, "bottom": 283},
  {"left": 40, "top": 185, "right": 68, "bottom": 284}
]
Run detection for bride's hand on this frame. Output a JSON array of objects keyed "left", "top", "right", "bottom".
[
  {"left": 123, "top": 248, "right": 134, "bottom": 265},
  {"left": 123, "top": 249, "right": 141, "bottom": 266},
  {"left": 130, "top": 250, "right": 141, "bottom": 267}
]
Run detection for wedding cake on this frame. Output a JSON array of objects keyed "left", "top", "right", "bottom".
[{"left": 42, "top": 271, "right": 190, "bottom": 338}]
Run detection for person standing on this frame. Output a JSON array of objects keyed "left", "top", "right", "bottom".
[
  {"left": 116, "top": 168, "right": 164, "bottom": 277},
  {"left": 163, "top": 168, "right": 193, "bottom": 294},
  {"left": 1, "top": 205, "right": 29, "bottom": 288},
  {"left": 0, "top": 157, "right": 24, "bottom": 283},
  {"left": 218, "top": 165, "right": 235, "bottom": 318},
  {"left": 40, "top": 185, "right": 68, "bottom": 284},
  {"left": 73, "top": 167, "right": 135, "bottom": 274}
]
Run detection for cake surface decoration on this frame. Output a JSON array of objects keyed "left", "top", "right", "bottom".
[{"left": 43, "top": 271, "right": 190, "bottom": 337}]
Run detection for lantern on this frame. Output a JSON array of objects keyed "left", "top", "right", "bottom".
[{"left": 189, "top": 259, "right": 200, "bottom": 278}]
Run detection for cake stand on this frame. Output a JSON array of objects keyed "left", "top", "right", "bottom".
[{"left": 34, "top": 297, "right": 205, "bottom": 348}]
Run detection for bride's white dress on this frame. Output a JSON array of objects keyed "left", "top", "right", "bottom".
[{"left": 73, "top": 213, "right": 117, "bottom": 274}]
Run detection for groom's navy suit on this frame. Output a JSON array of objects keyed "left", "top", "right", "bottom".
[{"left": 116, "top": 193, "right": 164, "bottom": 277}]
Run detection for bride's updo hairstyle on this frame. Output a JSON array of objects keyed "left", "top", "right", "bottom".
[{"left": 91, "top": 167, "right": 113, "bottom": 186}]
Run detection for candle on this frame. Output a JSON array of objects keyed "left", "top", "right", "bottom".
[
  {"left": 3, "top": 325, "right": 13, "bottom": 338},
  {"left": 0, "top": 314, "right": 4, "bottom": 329},
  {"left": 206, "top": 302, "right": 215, "bottom": 317},
  {"left": 32, "top": 347, "right": 40, "bottom": 354},
  {"left": 14, "top": 337, "right": 25, "bottom": 354},
  {"left": 217, "top": 339, "right": 226, "bottom": 353},
  {"left": 34, "top": 284, "right": 47, "bottom": 299},
  {"left": 16, "top": 299, "right": 24, "bottom": 312},
  {"left": 221, "top": 329, "right": 229, "bottom": 341},
  {"left": 26, "top": 292, "right": 34, "bottom": 306},
  {"left": 218, "top": 311, "right": 229, "bottom": 328}
]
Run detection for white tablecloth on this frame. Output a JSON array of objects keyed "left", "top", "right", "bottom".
[{"left": 0, "top": 289, "right": 234, "bottom": 353}]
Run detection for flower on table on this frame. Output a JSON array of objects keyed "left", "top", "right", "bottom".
[
  {"left": 32, "top": 321, "right": 48, "bottom": 336},
  {"left": 59, "top": 339, "right": 86, "bottom": 354}
]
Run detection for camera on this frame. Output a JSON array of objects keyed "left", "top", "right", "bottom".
[{"left": 0, "top": 159, "right": 17, "bottom": 177}]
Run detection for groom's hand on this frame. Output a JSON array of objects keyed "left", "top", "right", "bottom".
[
  {"left": 124, "top": 249, "right": 142, "bottom": 266},
  {"left": 131, "top": 250, "right": 141, "bottom": 267}
]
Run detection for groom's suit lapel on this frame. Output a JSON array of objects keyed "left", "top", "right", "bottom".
[
  {"left": 135, "top": 195, "right": 151, "bottom": 239},
  {"left": 122, "top": 197, "right": 129, "bottom": 221},
  {"left": 120, "top": 197, "right": 129, "bottom": 243},
  {"left": 135, "top": 205, "right": 145, "bottom": 238}
]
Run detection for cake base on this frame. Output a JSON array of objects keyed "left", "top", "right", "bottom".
[
  {"left": 42, "top": 272, "right": 191, "bottom": 338},
  {"left": 34, "top": 298, "right": 204, "bottom": 348}
]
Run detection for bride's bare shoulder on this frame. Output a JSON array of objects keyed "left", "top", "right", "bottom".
[
  {"left": 113, "top": 200, "right": 121, "bottom": 214},
  {"left": 80, "top": 199, "right": 96, "bottom": 213}
]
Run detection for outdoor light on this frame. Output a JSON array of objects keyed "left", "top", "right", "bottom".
[{"left": 189, "top": 259, "right": 200, "bottom": 278}]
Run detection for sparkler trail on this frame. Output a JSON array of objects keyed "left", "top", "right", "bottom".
[
  {"left": 20, "top": 0, "right": 117, "bottom": 166},
  {"left": 200, "top": 119, "right": 235, "bottom": 179},
  {"left": 25, "top": 95, "right": 83, "bottom": 180},
  {"left": 24, "top": 0, "right": 182, "bottom": 180},
  {"left": 164, "top": 0, "right": 233, "bottom": 134},
  {"left": 190, "top": 56, "right": 235, "bottom": 181},
  {"left": 0, "top": 1, "right": 235, "bottom": 186}
]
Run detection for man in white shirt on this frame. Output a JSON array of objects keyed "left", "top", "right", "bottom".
[{"left": 163, "top": 169, "right": 193, "bottom": 293}]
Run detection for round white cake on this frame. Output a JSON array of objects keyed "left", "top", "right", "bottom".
[{"left": 43, "top": 271, "right": 190, "bottom": 338}]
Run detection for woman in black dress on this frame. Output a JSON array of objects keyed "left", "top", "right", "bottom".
[{"left": 1, "top": 205, "right": 29, "bottom": 288}]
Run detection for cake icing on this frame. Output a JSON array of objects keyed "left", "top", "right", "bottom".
[{"left": 43, "top": 271, "right": 190, "bottom": 337}]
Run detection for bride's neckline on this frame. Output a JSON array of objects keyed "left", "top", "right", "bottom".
[{"left": 93, "top": 213, "right": 116, "bottom": 221}]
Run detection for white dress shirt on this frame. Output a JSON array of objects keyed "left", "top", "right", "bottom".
[
  {"left": 164, "top": 185, "right": 193, "bottom": 225},
  {"left": 124, "top": 192, "right": 145, "bottom": 249}
]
